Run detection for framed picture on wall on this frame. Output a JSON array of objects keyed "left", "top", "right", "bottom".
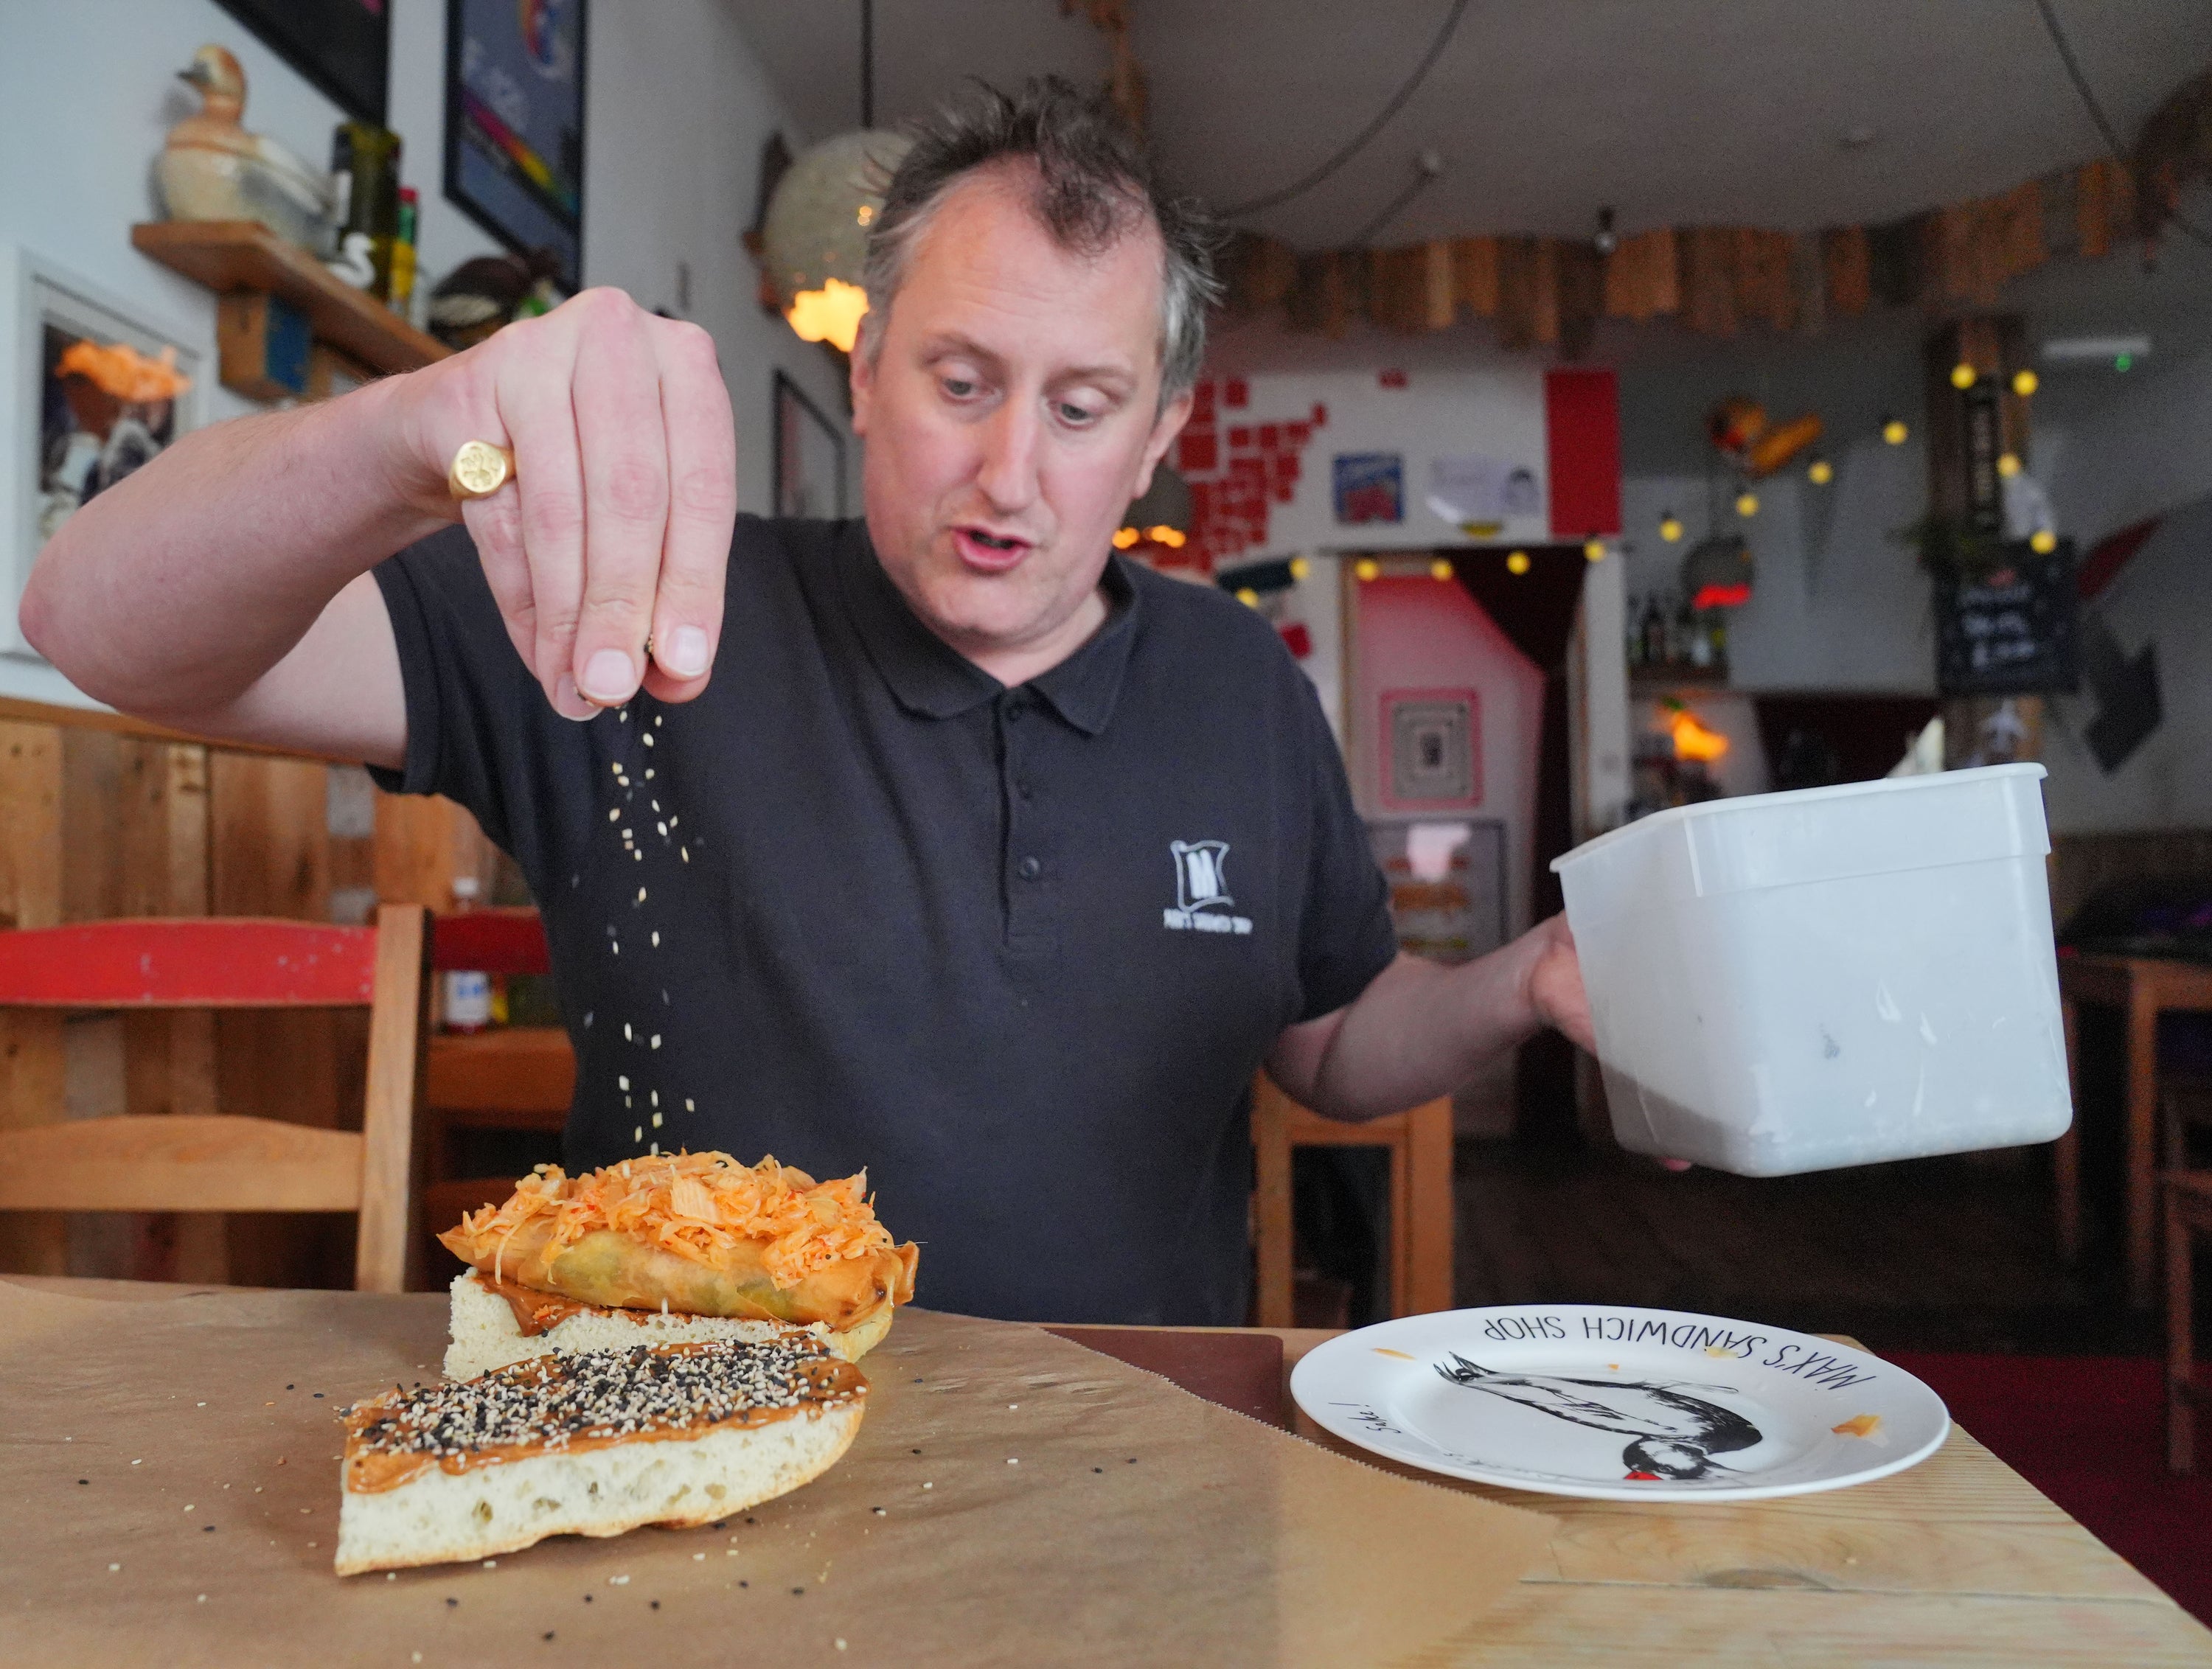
[
  {"left": 1380, "top": 687, "right": 1482, "bottom": 810},
  {"left": 445, "top": 0, "right": 588, "bottom": 292},
  {"left": 10, "top": 252, "right": 202, "bottom": 655},
  {"left": 773, "top": 371, "right": 846, "bottom": 520},
  {"left": 215, "top": 0, "right": 390, "bottom": 122}
]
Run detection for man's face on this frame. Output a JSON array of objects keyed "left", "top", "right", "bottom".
[{"left": 851, "top": 166, "right": 1191, "bottom": 678}]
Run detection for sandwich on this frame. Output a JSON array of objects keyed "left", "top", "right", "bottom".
[
  {"left": 334, "top": 1337, "right": 865, "bottom": 1575},
  {"left": 438, "top": 1151, "right": 918, "bottom": 1381}
]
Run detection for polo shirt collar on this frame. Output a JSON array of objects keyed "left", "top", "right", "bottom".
[{"left": 835, "top": 520, "right": 1143, "bottom": 738}]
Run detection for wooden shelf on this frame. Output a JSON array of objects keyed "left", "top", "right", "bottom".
[{"left": 131, "top": 220, "right": 449, "bottom": 376}]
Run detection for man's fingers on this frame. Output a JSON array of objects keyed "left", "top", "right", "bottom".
[
  {"left": 642, "top": 319, "right": 736, "bottom": 697},
  {"left": 493, "top": 316, "right": 593, "bottom": 712},
  {"left": 460, "top": 492, "right": 544, "bottom": 691},
  {"left": 569, "top": 291, "right": 669, "bottom": 706}
]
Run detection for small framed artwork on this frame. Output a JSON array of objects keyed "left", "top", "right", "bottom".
[
  {"left": 445, "top": 0, "right": 588, "bottom": 292},
  {"left": 10, "top": 251, "right": 202, "bottom": 654},
  {"left": 773, "top": 371, "right": 846, "bottom": 520},
  {"left": 1333, "top": 452, "right": 1403, "bottom": 524},
  {"left": 1380, "top": 687, "right": 1482, "bottom": 811}
]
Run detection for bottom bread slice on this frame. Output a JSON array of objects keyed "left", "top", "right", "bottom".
[
  {"left": 444, "top": 1269, "right": 894, "bottom": 1381},
  {"left": 335, "top": 1394, "right": 862, "bottom": 1575}
]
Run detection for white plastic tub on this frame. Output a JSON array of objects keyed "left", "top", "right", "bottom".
[{"left": 1551, "top": 763, "right": 2071, "bottom": 1176}]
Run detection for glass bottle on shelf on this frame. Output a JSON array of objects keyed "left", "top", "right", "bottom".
[
  {"left": 442, "top": 875, "right": 493, "bottom": 1034},
  {"left": 1640, "top": 593, "right": 1668, "bottom": 668}
]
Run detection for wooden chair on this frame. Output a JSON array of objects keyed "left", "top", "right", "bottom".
[
  {"left": 1251, "top": 1070, "right": 1453, "bottom": 1328},
  {"left": 2168, "top": 1169, "right": 2212, "bottom": 1473},
  {"left": 0, "top": 907, "right": 428, "bottom": 1292},
  {"left": 420, "top": 907, "right": 573, "bottom": 1272}
]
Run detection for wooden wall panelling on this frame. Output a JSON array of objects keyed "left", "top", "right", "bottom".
[
  {"left": 1452, "top": 236, "right": 1499, "bottom": 318},
  {"left": 372, "top": 790, "right": 490, "bottom": 911},
  {"left": 0, "top": 721, "right": 64, "bottom": 1272},
  {"left": 58, "top": 732, "right": 220, "bottom": 1280},
  {"left": 209, "top": 750, "right": 352, "bottom": 1287}
]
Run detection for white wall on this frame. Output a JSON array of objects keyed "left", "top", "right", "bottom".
[
  {"left": 0, "top": 0, "right": 852, "bottom": 710},
  {"left": 1617, "top": 437, "right": 1935, "bottom": 696}
]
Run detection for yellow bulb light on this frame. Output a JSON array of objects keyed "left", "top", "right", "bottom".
[
  {"left": 1288, "top": 557, "right": 1311, "bottom": 581},
  {"left": 1583, "top": 537, "right": 1606, "bottom": 562},
  {"left": 1505, "top": 551, "right": 1531, "bottom": 576},
  {"left": 1882, "top": 419, "right": 1909, "bottom": 446},
  {"left": 1950, "top": 362, "right": 1978, "bottom": 390},
  {"left": 1112, "top": 526, "right": 1140, "bottom": 549},
  {"left": 2029, "top": 528, "right": 2057, "bottom": 554},
  {"left": 1354, "top": 558, "right": 1380, "bottom": 582},
  {"left": 1659, "top": 514, "right": 1684, "bottom": 543},
  {"left": 1997, "top": 453, "right": 2022, "bottom": 478},
  {"left": 2011, "top": 368, "right": 2039, "bottom": 397},
  {"left": 1735, "top": 492, "right": 1759, "bottom": 518},
  {"left": 1236, "top": 588, "right": 1261, "bottom": 607},
  {"left": 1806, "top": 458, "right": 1834, "bottom": 486},
  {"left": 1430, "top": 557, "right": 1454, "bottom": 582},
  {"left": 784, "top": 276, "right": 871, "bottom": 353}
]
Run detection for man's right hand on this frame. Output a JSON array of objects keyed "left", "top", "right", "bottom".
[{"left": 386, "top": 287, "right": 739, "bottom": 717}]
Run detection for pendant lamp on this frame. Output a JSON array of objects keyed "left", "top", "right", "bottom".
[{"left": 759, "top": 0, "right": 911, "bottom": 354}]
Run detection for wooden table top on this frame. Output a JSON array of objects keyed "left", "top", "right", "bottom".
[
  {"left": 13, "top": 1282, "right": 2211, "bottom": 1665},
  {"left": 1066, "top": 1321, "right": 2212, "bottom": 1665}
]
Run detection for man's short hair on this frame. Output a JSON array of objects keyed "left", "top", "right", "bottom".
[{"left": 860, "top": 76, "right": 1220, "bottom": 404}]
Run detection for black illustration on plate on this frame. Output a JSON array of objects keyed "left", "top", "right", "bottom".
[{"left": 1436, "top": 1353, "right": 1764, "bottom": 1481}]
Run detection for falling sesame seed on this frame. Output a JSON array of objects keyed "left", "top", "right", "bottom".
[
  {"left": 197, "top": 1595, "right": 206, "bottom": 1603},
  {"left": 611, "top": 763, "right": 621, "bottom": 776},
  {"left": 196, "top": 1401, "right": 206, "bottom": 1407},
  {"left": 634, "top": 1126, "right": 643, "bottom": 1141},
  {"left": 681, "top": 849, "right": 689, "bottom": 863},
  {"left": 610, "top": 1575, "right": 629, "bottom": 1586},
  {"left": 645, "top": 768, "right": 655, "bottom": 779},
  {"left": 619, "top": 1076, "right": 630, "bottom": 1091},
  {"left": 650, "top": 930, "right": 661, "bottom": 947},
  {"left": 642, "top": 733, "right": 655, "bottom": 747},
  {"left": 484, "top": 1560, "right": 498, "bottom": 1569},
  {"left": 651, "top": 1034, "right": 662, "bottom": 1049},
  {"left": 1006, "top": 1458, "right": 1018, "bottom": 1466},
  {"left": 872, "top": 1507, "right": 886, "bottom": 1516},
  {"left": 625, "top": 1023, "right": 633, "bottom": 1041},
  {"left": 650, "top": 1090, "right": 659, "bottom": 1106},
  {"left": 693, "top": 1553, "right": 706, "bottom": 1561},
  {"left": 654, "top": 714, "right": 663, "bottom": 727},
  {"left": 635, "top": 850, "right": 644, "bottom": 861},
  {"left": 622, "top": 829, "right": 633, "bottom": 841},
  {"left": 637, "top": 888, "right": 647, "bottom": 902},
  {"left": 608, "top": 808, "right": 620, "bottom": 820},
  {"left": 652, "top": 1113, "right": 663, "bottom": 1128},
  {"left": 684, "top": 1098, "right": 695, "bottom": 1112},
  {"left": 108, "top": 1564, "right": 120, "bottom": 1572},
  {"left": 131, "top": 1458, "right": 142, "bottom": 1466}
]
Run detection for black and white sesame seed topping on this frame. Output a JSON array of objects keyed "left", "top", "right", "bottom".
[{"left": 344, "top": 1341, "right": 858, "bottom": 1464}]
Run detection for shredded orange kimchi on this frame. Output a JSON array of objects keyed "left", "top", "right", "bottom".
[{"left": 456, "top": 1152, "right": 898, "bottom": 1291}]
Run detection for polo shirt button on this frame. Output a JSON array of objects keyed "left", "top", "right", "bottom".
[
  {"left": 1018, "top": 856, "right": 1042, "bottom": 881},
  {"left": 1004, "top": 700, "right": 1026, "bottom": 722}
]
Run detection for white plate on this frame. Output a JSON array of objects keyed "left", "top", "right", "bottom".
[{"left": 1290, "top": 1305, "right": 1950, "bottom": 1502}]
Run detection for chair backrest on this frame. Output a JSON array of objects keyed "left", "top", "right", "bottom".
[
  {"left": 0, "top": 906, "right": 429, "bottom": 1292},
  {"left": 430, "top": 906, "right": 551, "bottom": 975}
]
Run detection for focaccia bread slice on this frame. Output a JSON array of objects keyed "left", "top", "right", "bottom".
[
  {"left": 444, "top": 1268, "right": 894, "bottom": 1381},
  {"left": 335, "top": 1339, "right": 865, "bottom": 1575}
]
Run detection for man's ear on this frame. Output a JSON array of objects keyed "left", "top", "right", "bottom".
[
  {"left": 848, "top": 330, "right": 877, "bottom": 436},
  {"left": 1128, "top": 388, "right": 1193, "bottom": 501}
]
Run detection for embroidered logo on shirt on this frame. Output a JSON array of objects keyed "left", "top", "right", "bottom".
[{"left": 1165, "top": 840, "right": 1253, "bottom": 935}]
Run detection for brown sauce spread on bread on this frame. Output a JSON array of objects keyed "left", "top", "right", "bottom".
[{"left": 342, "top": 1341, "right": 863, "bottom": 1494}]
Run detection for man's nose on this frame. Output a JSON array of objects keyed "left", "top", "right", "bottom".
[{"left": 973, "top": 397, "right": 1041, "bottom": 514}]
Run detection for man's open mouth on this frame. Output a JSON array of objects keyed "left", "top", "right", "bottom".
[{"left": 953, "top": 526, "right": 1033, "bottom": 570}]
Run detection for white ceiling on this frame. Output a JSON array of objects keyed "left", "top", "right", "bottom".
[{"left": 725, "top": 0, "right": 2212, "bottom": 248}]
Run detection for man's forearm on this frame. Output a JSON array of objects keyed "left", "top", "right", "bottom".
[
  {"left": 1279, "top": 935, "right": 1554, "bottom": 1122},
  {"left": 21, "top": 376, "right": 445, "bottom": 721}
]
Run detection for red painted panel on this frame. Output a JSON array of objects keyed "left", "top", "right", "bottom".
[
  {"left": 431, "top": 908, "right": 551, "bottom": 974},
  {"left": 2078, "top": 516, "right": 2160, "bottom": 602},
  {"left": 1545, "top": 367, "right": 1621, "bottom": 538},
  {"left": 1177, "top": 430, "right": 1218, "bottom": 473},
  {"left": 0, "top": 919, "right": 380, "bottom": 1007}
]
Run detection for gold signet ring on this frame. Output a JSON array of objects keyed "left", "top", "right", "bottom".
[{"left": 448, "top": 440, "right": 516, "bottom": 499}]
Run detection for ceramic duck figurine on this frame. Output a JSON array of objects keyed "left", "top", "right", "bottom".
[{"left": 156, "top": 45, "right": 330, "bottom": 248}]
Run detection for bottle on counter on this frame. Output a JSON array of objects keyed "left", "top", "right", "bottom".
[
  {"left": 327, "top": 121, "right": 402, "bottom": 298},
  {"left": 1669, "top": 592, "right": 1695, "bottom": 666},
  {"left": 442, "top": 875, "right": 493, "bottom": 1034},
  {"left": 1639, "top": 593, "right": 1667, "bottom": 668},
  {"left": 388, "top": 187, "right": 419, "bottom": 319}
]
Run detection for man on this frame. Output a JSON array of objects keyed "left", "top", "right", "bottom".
[{"left": 24, "top": 81, "right": 1591, "bottom": 1324}]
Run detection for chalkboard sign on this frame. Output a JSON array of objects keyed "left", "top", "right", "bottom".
[
  {"left": 216, "top": 0, "right": 389, "bottom": 124},
  {"left": 1934, "top": 540, "right": 2079, "bottom": 696}
]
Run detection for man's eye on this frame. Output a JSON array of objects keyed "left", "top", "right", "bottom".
[
  {"left": 1058, "top": 402, "right": 1097, "bottom": 425},
  {"left": 942, "top": 378, "right": 976, "bottom": 398}
]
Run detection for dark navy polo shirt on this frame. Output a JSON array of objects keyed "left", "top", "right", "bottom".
[{"left": 372, "top": 515, "right": 1395, "bottom": 1324}]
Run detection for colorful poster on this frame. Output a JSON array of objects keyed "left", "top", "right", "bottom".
[
  {"left": 1333, "top": 453, "right": 1403, "bottom": 525},
  {"left": 445, "top": 0, "right": 587, "bottom": 290}
]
